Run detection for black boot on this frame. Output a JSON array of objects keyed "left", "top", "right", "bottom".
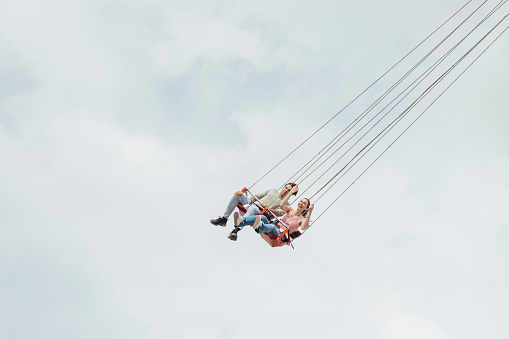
[
  {"left": 227, "top": 227, "right": 241, "bottom": 241},
  {"left": 210, "top": 216, "right": 227, "bottom": 227}
]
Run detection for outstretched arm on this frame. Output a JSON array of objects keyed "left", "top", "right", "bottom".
[{"left": 299, "top": 204, "right": 314, "bottom": 231}]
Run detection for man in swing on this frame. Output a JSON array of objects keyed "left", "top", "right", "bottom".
[{"left": 210, "top": 183, "right": 298, "bottom": 241}]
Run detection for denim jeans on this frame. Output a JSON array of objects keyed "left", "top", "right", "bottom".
[
  {"left": 223, "top": 193, "right": 260, "bottom": 219},
  {"left": 237, "top": 215, "right": 281, "bottom": 237}
]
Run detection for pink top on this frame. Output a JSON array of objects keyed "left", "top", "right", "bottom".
[{"left": 279, "top": 210, "right": 303, "bottom": 234}]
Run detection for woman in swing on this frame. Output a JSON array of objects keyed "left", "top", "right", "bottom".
[{"left": 232, "top": 185, "right": 314, "bottom": 241}]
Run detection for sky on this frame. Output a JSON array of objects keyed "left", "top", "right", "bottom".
[{"left": 0, "top": 0, "right": 508, "bottom": 338}]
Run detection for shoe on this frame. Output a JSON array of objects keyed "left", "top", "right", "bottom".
[
  {"left": 210, "top": 216, "right": 227, "bottom": 227},
  {"left": 228, "top": 228, "right": 239, "bottom": 241},
  {"left": 252, "top": 216, "right": 261, "bottom": 231},
  {"left": 233, "top": 212, "right": 243, "bottom": 227}
]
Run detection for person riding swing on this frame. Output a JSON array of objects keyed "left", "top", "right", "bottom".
[
  {"left": 210, "top": 183, "right": 298, "bottom": 241},
  {"left": 232, "top": 184, "right": 314, "bottom": 244}
]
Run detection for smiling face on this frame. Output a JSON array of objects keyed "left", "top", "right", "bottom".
[{"left": 297, "top": 198, "right": 310, "bottom": 210}]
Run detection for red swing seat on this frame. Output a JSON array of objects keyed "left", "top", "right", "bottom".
[
  {"left": 260, "top": 225, "right": 291, "bottom": 247},
  {"left": 236, "top": 203, "right": 291, "bottom": 247},
  {"left": 236, "top": 187, "right": 292, "bottom": 248}
]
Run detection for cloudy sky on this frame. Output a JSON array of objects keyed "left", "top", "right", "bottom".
[{"left": 1, "top": 0, "right": 508, "bottom": 338}]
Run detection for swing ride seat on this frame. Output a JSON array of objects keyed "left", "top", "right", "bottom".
[
  {"left": 236, "top": 187, "right": 294, "bottom": 247},
  {"left": 260, "top": 225, "right": 291, "bottom": 247}
]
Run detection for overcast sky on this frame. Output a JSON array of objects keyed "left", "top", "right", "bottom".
[{"left": 1, "top": 0, "right": 508, "bottom": 338}]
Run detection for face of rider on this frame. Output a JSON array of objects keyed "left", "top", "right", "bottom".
[
  {"left": 297, "top": 199, "right": 309, "bottom": 210},
  {"left": 280, "top": 184, "right": 292, "bottom": 196}
]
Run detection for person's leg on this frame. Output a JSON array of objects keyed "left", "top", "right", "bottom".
[
  {"left": 213, "top": 192, "right": 250, "bottom": 226},
  {"left": 237, "top": 215, "right": 269, "bottom": 229},
  {"left": 228, "top": 214, "right": 268, "bottom": 241},
  {"left": 222, "top": 193, "right": 249, "bottom": 219},
  {"left": 244, "top": 204, "right": 261, "bottom": 217},
  {"left": 257, "top": 222, "right": 281, "bottom": 237}
]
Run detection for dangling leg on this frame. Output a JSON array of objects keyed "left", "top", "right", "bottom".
[
  {"left": 228, "top": 214, "right": 269, "bottom": 241},
  {"left": 227, "top": 211, "right": 244, "bottom": 241},
  {"left": 229, "top": 204, "right": 261, "bottom": 238},
  {"left": 211, "top": 191, "right": 249, "bottom": 227}
]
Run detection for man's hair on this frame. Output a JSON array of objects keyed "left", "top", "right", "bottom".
[{"left": 286, "top": 182, "right": 298, "bottom": 196}]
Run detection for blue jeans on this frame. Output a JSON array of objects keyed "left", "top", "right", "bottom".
[
  {"left": 223, "top": 193, "right": 261, "bottom": 219},
  {"left": 237, "top": 215, "right": 281, "bottom": 237}
]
